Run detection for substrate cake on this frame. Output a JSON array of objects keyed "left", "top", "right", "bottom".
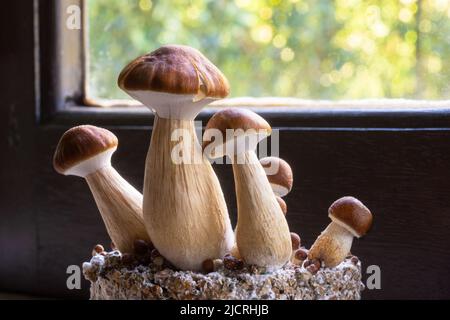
[{"left": 83, "top": 251, "right": 364, "bottom": 300}]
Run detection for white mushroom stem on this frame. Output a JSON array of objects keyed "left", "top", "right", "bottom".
[
  {"left": 85, "top": 164, "right": 150, "bottom": 253},
  {"left": 143, "top": 115, "right": 234, "bottom": 271},
  {"left": 233, "top": 150, "right": 291, "bottom": 269},
  {"left": 308, "top": 221, "right": 354, "bottom": 268}
]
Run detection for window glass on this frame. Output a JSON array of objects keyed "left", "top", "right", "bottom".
[{"left": 87, "top": 0, "right": 450, "bottom": 101}]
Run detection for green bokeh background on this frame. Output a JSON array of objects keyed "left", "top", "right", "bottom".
[{"left": 87, "top": 0, "right": 450, "bottom": 100}]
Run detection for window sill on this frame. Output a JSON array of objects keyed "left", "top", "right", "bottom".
[{"left": 48, "top": 99, "right": 450, "bottom": 129}]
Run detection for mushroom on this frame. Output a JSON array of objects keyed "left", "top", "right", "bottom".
[
  {"left": 118, "top": 45, "right": 233, "bottom": 271},
  {"left": 308, "top": 196, "right": 373, "bottom": 268},
  {"left": 276, "top": 196, "right": 287, "bottom": 215},
  {"left": 203, "top": 108, "right": 291, "bottom": 269},
  {"left": 260, "top": 157, "right": 293, "bottom": 197},
  {"left": 260, "top": 157, "right": 293, "bottom": 215},
  {"left": 53, "top": 125, "right": 150, "bottom": 253}
]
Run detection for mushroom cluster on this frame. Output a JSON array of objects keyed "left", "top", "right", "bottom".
[{"left": 54, "top": 45, "right": 373, "bottom": 273}]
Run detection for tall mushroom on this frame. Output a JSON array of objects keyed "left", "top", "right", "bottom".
[
  {"left": 53, "top": 125, "right": 150, "bottom": 253},
  {"left": 203, "top": 108, "right": 292, "bottom": 269},
  {"left": 308, "top": 196, "right": 373, "bottom": 267},
  {"left": 118, "top": 45, "right": 233, "bottom": 271}
]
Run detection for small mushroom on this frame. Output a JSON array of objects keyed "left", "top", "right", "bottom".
[
  {"left": 91, "top": 244, "right": 105, "bottom": 256},
  {"left": 202, "top": 258, "right": 223, "bottom": 273},
  {"left": 203, "top": 108, "right": 291, "bottom": 269},
  {"left": 308, "top": 196, "right": 373, "bottom": 268},
  {"left": 259, "top": 157, "right": 293, "bottom": 197},
  {"left": 260, "top": 157, "right": 293, "bottom": 215},
  {"left": 290, "top": 232, "right": 301, "bottom": 250},
  {"left": 276, "top": 196, "right": 287, "bottom": 215},
  {"left": 53, "top": 125, "right": 151, "bottom": 253},
  {"left": 291, "top": 248, "right": 308, "bottom": 265},
  {"left": 118, "top": 45, "right": 234, "bottom": 271}
]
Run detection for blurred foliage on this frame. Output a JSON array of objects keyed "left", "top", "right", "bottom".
[{"left": 87, "top": 0, "right": 450, "bottom": 100}]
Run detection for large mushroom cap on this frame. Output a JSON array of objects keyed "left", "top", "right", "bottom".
[
  {"left": 328, "top": 196, "right": 373, "bottom": 238},
  {"left": 118, "top": 45, "right": 229, "bottom": 119},
  {"left": 53, "top": 125, "right": 118, "bottom": 177},
  {"left": 203, "top": 108, "right": 272, "bottom": 159},
  {"left": 260, "top": 157, "right": 293, "bottom": 197},
  {"left": 118, "top": 45, "right": 229, "bottom": 97}
]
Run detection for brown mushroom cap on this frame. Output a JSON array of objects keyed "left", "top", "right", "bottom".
[
  {"left": 203, "top": 108, "right": 272, "bottom": 153},
  {"left": 260, "top": 157, "right": 293, "bottom": 196},
  {"left": 276, "top": 196, "right": 287, "bottom": 215},
  {"left": 118, "top": 45, "right": 229, "bottom": 98},
  {"left": 328, "top": 196, "right": 373, "bottom": 238},
  {"left": 53, "top": 125, "right": 118, "bottom": 174}
]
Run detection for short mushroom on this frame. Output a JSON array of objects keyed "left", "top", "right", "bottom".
[
  {"left": 276, "top": 196, "right": 287, "bottom": 215},
  {"left": 53, "top": 125, "right": 151, "bottom": 253},
  {"left": 260, "top": 157, "right": 293, "bottom": 197},
  {"left": 118, "top": 45, "right": 233, "bottom": 271},
  {"left": 308, "top": 196, "right": 373, "bottom": 268},
  {"left": 203, "top": 108, "right": 291, "bottom": 269}
]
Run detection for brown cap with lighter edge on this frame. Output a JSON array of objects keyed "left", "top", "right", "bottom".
[
  {"left": 260, "top": 157, "right": 293, "bottom": 197},
  {"left": 118, "top": 45, "right": 229, "bottom": 98},
  {"left": 328, "top": 196, "right": 373, "bottom": 238},
  {"left": 202, "top": 108, "right": 272, "bottom": 158},
  {"left": 276, "top": 196, "right": 287, "bottom": 215},
  {"left": 53, "top": 125, "right": 118, "bottom": 175}
]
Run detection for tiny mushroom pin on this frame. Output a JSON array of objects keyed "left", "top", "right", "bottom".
[
  {"left": 203, "top": 108, "right": 292, "bottom": 269},
  {"left": 308, "top": 196, "right": 373, "bottom": 268},
  {"left": 118, "top": 45, "right": 234, "bottom": 271},
  {"left": 53, "top": 125, "right": 151, "bottom": 253},
  {"left": 276, "top": 196, "right": 287, "bottom": 215}
]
